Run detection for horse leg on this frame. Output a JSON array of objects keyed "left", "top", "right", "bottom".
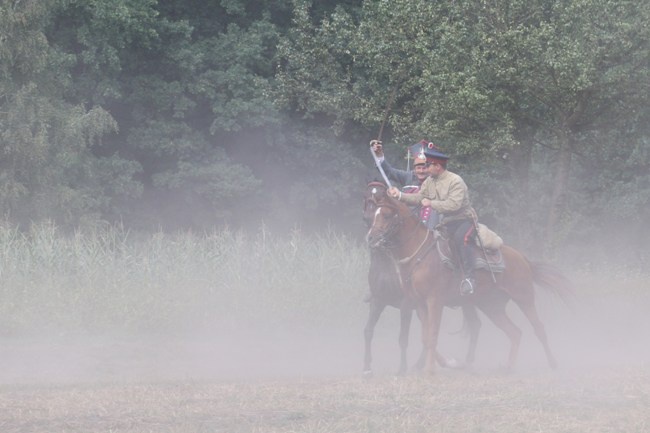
[
  {"left": 413, "top": 306, "right": 448, "bottom": 369},
  {"left": 478, "top": 300, "right": 522, "bottom": 372},
  {"left": 424, "top": 297, "right": 445, "bottom": 375},
  {"left": 516, "top": 300, "right": 558, "bottom": 369},
  {"left": 412, "top": 307, "right": 426, "bottom": 370},
  {"left": 416, "top": 304, "right": 429, "bottom": 370},
  {"left": 363, "top": 299, "right": 386, "bottom": 376},
  {"left": 398, "top": 304, "right": 413, "bottom": 375},
  {"left": 462, "top": 305, "right": 481, "bottom": 365}
]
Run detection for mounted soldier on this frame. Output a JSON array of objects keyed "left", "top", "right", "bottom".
[
  {"left": 363, "top": 139, "right": 467, "bottom": 375},
  {"left": 387, "top": 147, "right": 478, "bottom": 295}
]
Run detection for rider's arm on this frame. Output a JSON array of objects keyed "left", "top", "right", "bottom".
[
  {"left": 398, "top": 177, "right": 431, "bottom": 205},
  {"left": 381, "top": 159, "right": 411, "bottom": 186}
]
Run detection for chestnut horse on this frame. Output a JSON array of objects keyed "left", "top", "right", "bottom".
[
  {"left": 365, "top": 186, "right": 573, "bottom": 374},
  {"left": 362, "top": 182, "right": 482, "bottom": 375}
]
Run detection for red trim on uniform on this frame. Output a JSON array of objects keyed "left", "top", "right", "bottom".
[{"left": 463, "top": 225, "right": 475, "bottom": 245}]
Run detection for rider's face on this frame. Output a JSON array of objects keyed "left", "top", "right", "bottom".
[
  {"left": 414, "top": 164, "right": 428, "bottom": 180},
  {"left": 429, "top": 162, "right": 444, "bottom": 177}
]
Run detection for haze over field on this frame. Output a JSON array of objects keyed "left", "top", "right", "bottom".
[{"left": 2, "top": 271, "right": 648, "bottom": 385}]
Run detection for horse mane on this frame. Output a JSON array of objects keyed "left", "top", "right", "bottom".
[{"left": 367, "top": 180, "right": 388, "bottom": 189}]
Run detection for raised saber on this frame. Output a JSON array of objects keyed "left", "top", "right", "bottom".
[
  {"left": 370, "top": 78, "right": 402, "bottom": 189},
  {"left": 369, "top": 145, "right": 392, "bottom": 188},
  {"left": 376, "top": 81, "right": 399, "bottom": 143}
]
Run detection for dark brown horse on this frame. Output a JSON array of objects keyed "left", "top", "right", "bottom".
[
  {"left": 365, "top": 186, "right": 574, "bottom": 374},
  {"left": 362, "top": 182, "right": 481, "bottom": 375}
]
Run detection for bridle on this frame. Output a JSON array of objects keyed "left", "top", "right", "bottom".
[
  {"left": 367, "top": 195, "right": 432, "bottom": 264},
  {"left": 363, "top": 182, "right": 389, "bottom": 225}
]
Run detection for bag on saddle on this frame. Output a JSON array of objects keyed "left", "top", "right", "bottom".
[{"left": 475, "top": 223, "right": 503, "bottom": 250}]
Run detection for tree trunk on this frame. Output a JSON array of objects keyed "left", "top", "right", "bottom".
[
  {"left": 544, "top": 128, "right": 572, "bottom": 255},
  {"left": 509, "top": 130, "right": 533, "bottom": 248}
]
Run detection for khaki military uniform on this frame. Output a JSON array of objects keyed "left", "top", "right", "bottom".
[{"left": 399, "top": 170, "right": 474, "bottom": 224}]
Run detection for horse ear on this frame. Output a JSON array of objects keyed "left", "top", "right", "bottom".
[
  {"left": 367, "top": 181, "right": 388, "bottom": 200},
  {"left": 376, "top": 188, "right": 389, "bottom": 201}
]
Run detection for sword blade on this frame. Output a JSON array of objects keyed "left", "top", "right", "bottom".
[{"left": 369, "top": 146, "right": 392, "bottom": 188}]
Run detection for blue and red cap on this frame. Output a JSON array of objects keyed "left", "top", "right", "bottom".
[{"left": 409, "top": 140, "right": 449, "bottom": 164}]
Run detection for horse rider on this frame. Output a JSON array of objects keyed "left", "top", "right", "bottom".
[
  {"left": 387, "top": 147, "right": 477, "bottom": 295},
  {"left": 370, "top": 139, "right": 439, "bottom": 230}
]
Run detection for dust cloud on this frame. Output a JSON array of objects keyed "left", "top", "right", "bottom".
[{"left": 1, "top": 282, "right": 649, "bottom": 385}]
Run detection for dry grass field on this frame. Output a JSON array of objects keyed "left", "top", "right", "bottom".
[
  {"left": 1, "top": 225, "right": 648, "bottom": 432},
  {"left": 1, "top": 365, "right": 649, "bottom": 433},
  {"left": 2, "top": 290, "right": 649, "bottom": 433}
]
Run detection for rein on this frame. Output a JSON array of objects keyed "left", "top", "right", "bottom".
[
  {"left": 397, "top": 228, "right": 432, "bottom": 265},
  {"left": 367, "top": 195, "right": 439, "bottom": 295},
  {"left": 372, "top": 199, "right": 433, "bottom": 265}
]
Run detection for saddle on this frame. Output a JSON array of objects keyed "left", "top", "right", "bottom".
[{"left": 434, "top": 230, "right": 505, "bottom": 274}]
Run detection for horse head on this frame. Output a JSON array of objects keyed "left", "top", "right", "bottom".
[
  {"left": 364, "top": 185, "right": 414, "bottom": 250},
  {"left": 363, "top": 181, "right": 389, "bottom": 226}
]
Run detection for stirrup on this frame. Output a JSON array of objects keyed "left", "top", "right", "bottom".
[{"left": 460, "top": 278, "right": 474, "bottom": 295}]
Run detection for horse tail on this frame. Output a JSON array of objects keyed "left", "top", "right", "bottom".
[{"left": 530, "top": 261, "right": 576, "bottom": 309}]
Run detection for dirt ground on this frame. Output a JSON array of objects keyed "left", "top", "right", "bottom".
[
  {"left": 1, "top": 289, "right": 650, "bottom": 433},
  {"left": 1, "top": 289, "right": 649, "bottom": 384}
]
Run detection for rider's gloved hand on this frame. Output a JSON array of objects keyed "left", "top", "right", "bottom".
[
  {"left": 370, "top": 140, "right": 383, "bottom": 157},
  {"left": 387, "top": 187, "right": 400, "bottom": 198}
]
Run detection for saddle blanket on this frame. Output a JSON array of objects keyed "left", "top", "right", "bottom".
[{"left": 435, "top": 234, "right": 505, "bottom": 273}]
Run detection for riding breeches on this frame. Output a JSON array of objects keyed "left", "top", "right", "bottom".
[{"left": 444, "top": 219, "right": 475, "bottom": 277}]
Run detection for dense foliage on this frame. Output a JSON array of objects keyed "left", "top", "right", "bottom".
[{"left": 0, "top": 0, "right": 648, "bottom": 263}]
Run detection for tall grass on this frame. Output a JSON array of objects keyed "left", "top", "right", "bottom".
[
  {"left": 2, "top": 221, "right": 646, "bottom": 338},
  {"left": 0, "top": 222, "right": 369, "bottom": 336}
]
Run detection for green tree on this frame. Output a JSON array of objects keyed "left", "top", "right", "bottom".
[
  {"left": 278, "top": 0, "right": 650, "bottom": 255},
  {"left": 45, "top": 0, "right": 278, "bottom": 228},
  {"left": 423, "top": 0, "right": 650, "bottom": 254},
  {"left": 0, "top": 0, "right": 140, "bottom": 226}
]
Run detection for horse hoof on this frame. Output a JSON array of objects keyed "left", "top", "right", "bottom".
[
  {"left": 445, "top": 357, "right": 464, "bottom": 369},
  {"left": 363, "top": 370, "right": 373, "bottom": 379}
]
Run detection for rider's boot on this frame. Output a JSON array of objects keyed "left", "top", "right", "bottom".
[
  {"left": 459, "top": 247, "right": 476, "bottom": 295},
  {"left": 460, "top": 275, "right": 475, "bottom": 295}
]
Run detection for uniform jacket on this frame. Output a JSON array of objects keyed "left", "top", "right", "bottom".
[{"left": 400, "top": 169, "right": 474, "bottom": 224}]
